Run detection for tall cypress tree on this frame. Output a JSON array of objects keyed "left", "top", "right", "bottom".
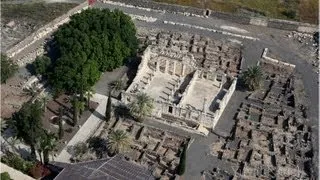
[
  {"left": 177, "top": 143, "right": 187, "bottom": 176},
  {"left": 58, "top": 107, "right": 64, "bottom": 139},
  {"left": 105, "top": 92, "right": 112, "bottom": 122}
]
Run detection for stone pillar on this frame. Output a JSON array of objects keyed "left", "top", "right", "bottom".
[
  {"left": 182, "top": 64, "right": 186, "bottom": 76},
  {"left": 173, "top": 61, "right": 176, "bottom": 75},
  {"left": 165, "top": 60, "right": 169, "bottom": 74},
  {"left": 203, "top": 98, "right": 207, "bottom": 114}
]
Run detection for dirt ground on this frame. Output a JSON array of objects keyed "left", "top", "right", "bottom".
[
  {"left": 42, "top": 94, "right": 99, "bottom": 154},
  {"left": 1, "top": 2, "right": 78, "bottom": 51},
  {"left": 0, "top": 68, "right": 32, "bottom": 119}
]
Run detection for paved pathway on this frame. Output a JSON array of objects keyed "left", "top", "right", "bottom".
[{"left": 55, "top": 93, "right": 109, "bottom": 162}]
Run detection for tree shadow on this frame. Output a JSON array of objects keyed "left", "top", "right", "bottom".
[
  {"left": 26, "top": 63, "right": 36, "bottom": 75},
  {"left": 87, "top": 136, "right": 108, "bottom": 159},
  {"left": 92, "top": 110, "right": 105, "bottom": 121},
  {"left": 236, "top": 76, "right": 248, "bottom": 92},
  {"left": 114, "top": 104, "right": 132, "bottom": 119}
]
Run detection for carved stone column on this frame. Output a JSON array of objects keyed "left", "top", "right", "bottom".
[
  {"left": 182, "top": 64, "right": 186, "bottom": 76},
  {"left": 173, "top": 61, "right": 176, "bottom": 75},
  {"left": 164, "top": 60, "right": 169, "bottom": 74}
]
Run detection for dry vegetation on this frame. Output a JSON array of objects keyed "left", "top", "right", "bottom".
[
  {"left": 1, "top": 2, "right": 78, "bottom": 25},
  {"left": 154, "top": 0, "right": 319, "bottom": 24}
]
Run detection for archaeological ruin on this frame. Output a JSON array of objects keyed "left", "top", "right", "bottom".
[
  {"left": 121, "top": 31, "right": 242, "bottom": 134},
  {"left": 208, "top": 56, "right": 315, "bottom": 179}
]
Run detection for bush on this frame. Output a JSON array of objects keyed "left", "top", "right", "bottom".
[
  {"left": 1, "top": 54, "right": 18, "bottom": 84},
  {"left": 1, "top": 153, "right": 35, "bottom": 175},
  {"left": 0, "top": 172, "right": 12, "bottom": 180},
  {"left": 282, "top": 9, "right": 296, "bottom": 19}
]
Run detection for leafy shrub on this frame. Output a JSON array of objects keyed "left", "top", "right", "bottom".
[
  {"left": 1, "top": 54, "right": 18, "bottom": 84},
  {"left": 0, "top": 172, "right": 12, "bottom": 180},
  {"left": 0, "top": 153, "right": 35, "bottom": 174}
]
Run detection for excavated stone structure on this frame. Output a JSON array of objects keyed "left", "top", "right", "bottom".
[{"left": 121, "top": 32, "right": 241, "bottom": 134}]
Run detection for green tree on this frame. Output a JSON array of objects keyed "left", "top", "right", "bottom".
[
  {"left": 177, "top": 143, "right": 187, "bottom": 176},
  {"left": 58, "top": 107, "right": 64, "bottom": 139},
  {"left": 38, "top": 130, "right": 57, "bottom": 164},
  {"left": 1, "top": 119, "right": 8, "bottom": 133},
  {"left": 107, "top": 130, "right": 131, "bottom": 155},
  {"left": 71, "top": 96, "right": 85, "bottom": 126},
  {"left": 242, "top": 66, "right": 263, "bottom": 91},
  {"left": 1, "top": 54, "right": 18, "bottom": 84},
  {"left": 32, "top": 56, "right": 51, "bottom": 76},
  {"left": 129, "top": 93, "right": 154, "bottom": 122},
  {"left": 23, "top": 83, "right": 39, "bottom": 98},
  {"left": 105, "top": 92, "right": 112, "bottom": 122},
  {"left": 47, "top": 8, "right": 137, "bottom": 95},
  {"left": 39, "top": 94, "right": 50, "bottom": 112},
  {"left": 9, "top": 101, "right": 44, "bottom": 160},
  {"left": 0, "top": 172, "right": 12, "bottom": 180},
  {"left": 1, "top": 152, "right": 34, "bottom": 174},
  {"left": 85, "top": 88, "right": 94, "bottom": 109}
]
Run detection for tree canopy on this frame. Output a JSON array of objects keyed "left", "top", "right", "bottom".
[
  {"left": 32, "top": 55, "right": 51, "bottom": 76},
  {"left": 48, "top": 8, "right": 138, "bottom": 95},
  {"left": 1, "top": 54, "right": 18, "bottom": 84},
  {"left": 242, "top": 65, "right": 263, "bottom": 91},
  {"left": 9, "top": 101, "right": 44, "bottom": 160}
]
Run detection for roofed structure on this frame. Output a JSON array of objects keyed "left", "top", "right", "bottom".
[{"left": 53, "top": 155, "right": 155, "bottom": 180}]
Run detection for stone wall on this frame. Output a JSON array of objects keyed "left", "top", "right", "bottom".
[
  {"left": 125, "top": 47, "right": 151, "bottom": 94},
  {"left": 6, "top": 1, "right": 89, "bottom": 65},
  {"left": 261, "top": 48, "right": 296, "bottom": 68},
  {"left": 211, "top": 78, "right": 237, "bottom": 129},
  {"left": 108, "top": 0, "right": 317, "bottom": 33},
  {"left": 178, "top": 70, "right": 198, "bottom": 106}
]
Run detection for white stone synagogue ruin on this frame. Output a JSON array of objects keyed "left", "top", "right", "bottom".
[{"left": 121, "top": 32, "right": 242, "bottom": 134}]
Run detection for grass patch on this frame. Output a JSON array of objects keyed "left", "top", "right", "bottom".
[
  {"left": 154, "top": 0, "right": 318, "bottom": 23},
  {"left": 1, "top": 2, "right": 78, "bottom": 24}
]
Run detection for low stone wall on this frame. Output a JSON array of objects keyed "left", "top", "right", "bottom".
[
  {"left": 6, "top": 1, "right": 88, "bottom": 62},
  {"left": 109, "top": 0, "right": 317, "bottom": 33},
  {"left": 15, "top": 46, "right": 44, "bottom": 66},
  {"left": 262, "top": 48, "right": 296, "bottom": 68}
]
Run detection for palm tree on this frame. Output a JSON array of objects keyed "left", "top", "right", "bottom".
[
  {"left": 1, "top": 118, "right": 8, "bottom": 133},
  {"left": 71, "top": 96, "right": 85, "bottom": 126},
  {"left": 129, "top": 93, "right": 154, "bottom": 122},
  {"left": 85, "top": 88, "right": 94, "bottom": 109},
  {"left": 38, "top": 130, "right": 57, "bottom": 164},
  {"left": 39, "top": 94, "right": 51, "bottom": 112},
  {"left": 23, "top": 83, "right": 39, "bottom": 98},
  {"left": 242, "top": 65, "right": 263, "bottom": 91},
  {"left": 107, "top": 130, "right": 131, "bottom": 155}
]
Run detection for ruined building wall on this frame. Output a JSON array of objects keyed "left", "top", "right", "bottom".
[
  {"left": 178, "top": 70, "right": 198, "bottom": 106},
  {"left": 124, "top": 47, "right": 151, "bottom": 95},
  {"left": 211, "top": 78, "right": 237, "bottom": 129}
]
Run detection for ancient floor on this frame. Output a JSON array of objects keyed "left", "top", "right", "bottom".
[{"left": 181, "top": 78, "right": 220, "bottom": 112}]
